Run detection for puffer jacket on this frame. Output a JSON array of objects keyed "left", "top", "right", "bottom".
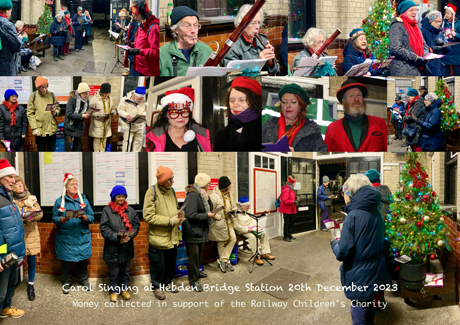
[
  {"left": 64, "top": 91, "right": 89, "bottom": 137},
  {"left": 342, "top": 43, "right": 382, "bottom": 76},
  {"left": 0, "top": 102, "right": 28, "bottom": 147},
  {"left": 117, "top": 90, "right": 146, "bottom": 132},
  {"left": 420, "top": 17, "right": 451, "bottom": 76},
  {"left": 142, "top": 184, "right": 181, "bottom": 250},
  {"left": 182, "top": 185, "right": 213, "bottom": 244},
  {"left": 27, "top": 90, "right": 61, "bottom": 136},
  {"left": 0, "top": 185, "right": 26, "bottom": 260},
  {"left": 13, "top": 191, "right": 43, "bottom": 256},
  {"left": 213, "top": 117, "right": 261, "bottom": 151},
  {"left": 331, "top": 185, "right": 392, "bottom": 301},
  {"left": 50, "top": 17, "right": 65, "bottom": 47},
  {"left": 209, "top": 187, "right": 237, "bottom": 242},
  {"left": 279, "top": 184, "right": 296, "bottom": 214},
  {"left": 88, "top": 92, "right": 116, "bottom": 139},
  {"left": 0, "top": 15, "right": 22, "bottom": 76},
  {"left": 403, "top": 97, "right": 426, "bottom": 145},
  {"left": 371, "top": 183, "right": 392, "bottom": 220},
  {"left": 442, "top": 18, "right": 460, "bottom": 66},
  {"left": 418, "top": 98, "right": 443, "bottom": 151}
]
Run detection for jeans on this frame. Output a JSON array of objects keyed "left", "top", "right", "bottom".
[
  {"left": 0, "top": 262, "right": 18, "bottom": 310},
  {"left": 27, "top": 255, "right": 36, "bottom": 283},
  {"left": 35, "top": 134, "right": 56, "bottom": 151},
  {"left": 395, "top": 121, "right": 403, "bottom": 139},
  {"left": 320, "top": 206, "right": 331, "bottom": 230},
  {"left": 107, "top": 261, "right": 131, "bottom": 294},
  {"left": 64, "top": 135, "right": 82, "bottom": 151},
  {"left": 53, "top": 45, "right": 63, "bottom": 56},
  {"left": 350, "top": 300, "right": 376, "bottom": 325},
  {"left": 283, "top": 213, "right": 296, "bottom": 238},
  {"left": 61, "top": 259, "right": 88, "bottom": 284},
  {"left": 185, "top": 243, "right": 203, "bottom": 284},
  {"left": 74, "top": 31, "right": 83, "bottom": 50},
  {"left": 129, "top": 60, "right": 140, "bottom": 76},
  {"left": 148, "top": 246, "right": 177, "bottom": 289}
]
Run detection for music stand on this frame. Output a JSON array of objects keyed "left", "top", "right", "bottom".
[
  {"left": 109, "top": 30, "right": 123, "bottom": 73},
  {"left": 244, "top": 210, "right": 271, "bottom": 273}
]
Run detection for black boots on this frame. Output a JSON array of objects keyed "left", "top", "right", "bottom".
[{"left": 27, "top": 284, "right": 35, "bottom": 301}]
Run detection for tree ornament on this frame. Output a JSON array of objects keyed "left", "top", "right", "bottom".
[
  {"left": 423, "top": 216, "right": 430, "bottom": 222},
  {"left": 399, "top": 217, "right": 407, "bottom": 224},
  {"left": 437, "top": 240, "right": 444, "bottom": 246},
  {"left": 405, "top": 194, "right": 411, "bottom": 200},
  {"left": 423, "top": 195, "right": 429, "bottom": 201},
  {"left": 430, "top": 254, "right": 436, "bottom": 260},
  {"left": 413, "top": 206, "right": 419, "bottom": 213},
  {"left": 432, "top": 191, "right": 436, "bottom": 196},
  {"left": 416, "top": 221, "right": 423, "bottom": 228}
]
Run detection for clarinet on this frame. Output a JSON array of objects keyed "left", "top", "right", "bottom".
[
  {"left": 311, "top": 28, "right": 342, "bottom": 59},
  {"left": 255, "top": 33, "right": 279, "bottom": 63}
]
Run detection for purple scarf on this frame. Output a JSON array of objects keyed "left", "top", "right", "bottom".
[{"left": 232, "top": 108, "right": 259, "bottom": 123}]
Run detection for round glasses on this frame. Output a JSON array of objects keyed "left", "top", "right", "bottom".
[
  {"left": 168, "top": 109, "right": 190, "bottom": 119},
  {"left": 181, "top": 23, "right": 201, "bottom": 31}
]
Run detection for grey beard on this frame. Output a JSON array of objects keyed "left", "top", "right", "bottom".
[{"left": 344, "top": 102, "right": 366, "bottom": 118}]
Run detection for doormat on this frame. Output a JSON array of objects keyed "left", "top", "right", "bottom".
[
  {"left": 253, "top": 268, "right": 311, "bottom": 300},
  {"left": 82, "top": 61, "right": 106, "bottom": 74}
]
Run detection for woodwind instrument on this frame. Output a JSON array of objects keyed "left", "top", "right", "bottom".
[
  {"left": 17, "top": 24, "right": 29, "bottom": 36},
  {"left": 311, "top": 28, "right": 342, "bottom": 59},
  {"left": 204, "top": 0, "right": 266, "bottom": 66},
  {"left": 255, "top": 33, "right": 278, "bottom": 63}
]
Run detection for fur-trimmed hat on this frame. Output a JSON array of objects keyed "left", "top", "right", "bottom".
[
  {"left": 0, "top": 159, "right": 16, "bottom": 179},
  {"left": 160, "top": 87, "right": 194, "bottom": 111}
]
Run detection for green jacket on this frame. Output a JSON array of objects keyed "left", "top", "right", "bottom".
[
  {"left": 142, "top": 183, "right": 181, "bottom": 249},
  {"left": 159, "top": 39, "right": 213, "bottom": 76},
  {"left": 27, "top": 90, "right": 61, "bottom": 136}
]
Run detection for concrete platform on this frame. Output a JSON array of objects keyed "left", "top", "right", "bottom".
[
  {"left": 5, "top": 230, "right": 460, "bottom": 324},
  {"left": 388, "top": 136, "right": 409, "bottom": 153}
]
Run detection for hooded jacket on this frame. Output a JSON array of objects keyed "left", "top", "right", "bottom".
[
  {"left": 133, "top": 15, "right": 160, "bottom": 76},
  {"left": 420, "top": 17, "right": 451, "bottom": 76},
  {"left": 213, "top": 117, "right": 262, "bottom": 151},
  {"left": 0, "top": 16, "right": 22, "bottom": 76},
  {"left": 342, "top": 43, "right": 382, "bottom": 76},
  {"left": 418, "top": 98, "right": 443, "bottom": 151},
  {"left": 64, "top": 91, "right": 89, "bottom": 137},
  {"left": 0, "top": 185, "right": 26, "bottom": 260},
  {"left": 403, "top": 97, "right": 426, "bottom": 145},
  {"left": 279, "top": 184, "right": 296, "bottom": 214},
  {"left": 331, "top": 185, "right": 392, "bottom": 301},
  {"left": 145, "top": 123, "right": 212, "bottom": 152},
  {"left": 182, "top": 185, "right": 213, "bottom": 244}
]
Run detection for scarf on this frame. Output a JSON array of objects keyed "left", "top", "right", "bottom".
[
  {"left": 14, "top": 190, "right": 28, "bottom": 200},
  {"left": 400, "top": 13, "right": 424, "bottom": 57},
  {"left": 220, "top": 189, "right": 235, "bottom": 245},
  {"left": 231, "top": 108, "right": 259, "bottom": 123},
  {"left": 75, "top": 92, "right": 88, "bottom": 114},
  {"left": 192, "top": 184, "right": 211, "bottom": 213},
  {"left": 0, "top": 13, "right": 7, "bottom": 19},
  {"left": 109, "top": 201, "right": 132, "bottom": 231},
  {"left": 3, "top": 101, "right": 17, "bottom": 126},
  {"left": 101, "top": 95, "right": 111, "bottom": 150},
  {"left": 278, "top": 115, "right": 306, "bottom": 147},
  {"left": 65, "top": 16, "right": 72, "bottom": 35}
]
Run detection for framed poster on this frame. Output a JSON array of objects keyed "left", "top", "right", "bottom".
[{"left": 253, "top": 168, "right": 277, "bottom": 214}]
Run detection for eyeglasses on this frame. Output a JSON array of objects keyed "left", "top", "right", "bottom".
[
  {"left": 38, "top": 85, "right": 48, "bottom": 90},
  {"left": 181, "top": 23, "right": 201, "bottom": 31},
  {"left": 250, "top": 21, "right": 261, "bottom": 26},
  {"left": 168, "top": 109, "right": 190, "bottom": 119},
  {"left": 167, "top": 177, "right": 174, "bottom": 182}
]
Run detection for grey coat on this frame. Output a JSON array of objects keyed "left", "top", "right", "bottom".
[
  {"left": 222, "top": 34, "right": 279, "bottom": 75},
  {"left": 64, "top": 91, "right": 88, "bottom": 137},
  {"left": 389, "top": 17, "right": 429, "bottom": 76},
  {"left": 0, "top": 16, "right": 22, "bottom": 76},
  {"left": 262, "top": 116, "right": 328, "bottom": 152},
  {"left": 403, "top": 97, "right": 426, "bottom": 145}
]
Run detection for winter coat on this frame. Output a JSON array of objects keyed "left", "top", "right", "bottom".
[
  {"left": 342, "top": 43, "right": 382, "bottom": 76},
  {"left": 213, "top": 117, "right": 262, "bottom": 151},
  {"left": 222, "top": 34, "right": 280, "bottom": 75},
  {"left": 233, "top": 210, "right": 257, "bottom": 235},
  {"left": 391, "top": 102, "right": 406, "bottom": 118},
  {"left": 209, "top": 187, "right": 237, "bottom": 242},
  {"left": 72, "top": 13, "right": 84, "bottom": 33},
  {"left": 420, "top": 18, "right": 451, "bottom": 76},
  {"left": 372, "top": 183, "right": 392, "bottom": 220},
  {"left": 83, "top": 15, "right": 92, "bottom": 36},
  {"left": 142, "top": 184, "right": 181, "bottom": 250},
  {"left": 291, "top": 48, "right": 337, "bottom": 76},
  {"left": 389, "top": 17, "right": 429, "bottom": 76},
  {"left": 88, "top": 92, "right": 116, "bottom": 139},
  {"left": 64, "top": 91, "right": 89, "bottom": 137},
  {"left": 64, "top": 16, "right": 72, "bottom": 42},
  {"left": 279, "top": 184, "right": 297, "bottom": 214},
  {"left": 418, "top": 98, "right": 443, "bottom": 151},
  {"left": 117, "top": 90, "right": 146, "bottom": 132},
  {"left": 442, "top": 18, "right": 460, "bottom": 66},
  {"left": 262, "top": 117, "right": 328, "bottom": 152},
  {"left": 52, "top": 193, "right": 94, "bottom": 262},
  {"left": 133, "top": 14, "right": 160, "bottom": 76},
  {"left": 183, "top": 185, "right": 213, "bottom": 244},
  {"left": 146, "top": 123, "right": 212, "bottom": 152},
  {"left": 0, "top": 15, "right": 22, "bottom": 76},
  {"left": 13, "top": 191, "right": 43, "bottom": 256},
  {"left": 100, "top": 204, "right": 140, "bottom": 264},
  {"left": 126, "top": 21, "right": 140, "bottom": 60},
  {"left": 26, "top": 90, "right": 61, "bottom": 136},
  {"left": 50, "top": 18, "right": 65, "bottom": 47},
  {"left": 331, "top": 186, "right": 392, "bottom": 301},
  {"left": 0, "top": 103, "right": 28, "bottom": 147},
  {"left": 0, "top": 185, "right": 26, "bottom": 260},
  {"left": 324, "top": 115, "right": 387, "bottom": 152},
  {"left": 403, "top": 97, "right": 426, "bottom": 145},
  {"left": 317, "top": 184, "right": 331, "bottom": 211},
  {"left": 159, "top": 39, "right": 214, "bottom": 76}
]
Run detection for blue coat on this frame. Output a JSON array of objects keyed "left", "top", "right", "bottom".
[
  {"left": 0, "top": 16, "right": 22, "bottom": 76},
  {"left": 0, "top": 186, "right": 25, "bottom": 260},
  {"left": 418, "top": 98, "right": 443, "bottom": 151},
  {"left": 317, "top": 184, "right": 330, "bottom": 210},
  {"left": 50, "top": 18, "right": 66, "bottom": 47},
  {"left": 331, "top": 186, "right": 391, "bottom": 301},
  {"left": 52, "top": 193, "right": 94, "bottom": 262},
  {"left": 442, "top": 18, "right": 460, "bottom": 65},
  {"left": 342, "top": 43, "right": 381, "bottom": 76},
  {"left": 83, "top": 15, "right": 91, "bottom": 36},
  {"left": 72, "top": 13, "right": 84, "bottom": 33},
  {"left": 420, "top": 18, "right": 451, "bottom": 76}
]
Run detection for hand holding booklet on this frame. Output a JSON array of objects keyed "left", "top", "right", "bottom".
[
  {"left": 248, "top": 225, "right": 264, "bottom": 235},
  {"left": 22, "top": 210, "right": 43, "bottom": 220},
  {"left": 45, "top": 103, "right": 59, "bottom": 111},
  {"left": 65, "top": 208, "right": 85, "bottom": 219}
]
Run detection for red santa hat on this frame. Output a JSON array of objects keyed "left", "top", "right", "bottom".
[
  {"left": 59, "top": 173, "right": 86, "bottom": 212},
  {"left": 132, "top": 0, "right": 150, "bottom": 16},
  {"left": 160, "top": 87, "right": 194, "bottom": 111},
  {"left": 0, "top": 159, "right": 16, "bottom": 179},
  {"left": 445, "top": 4, "right": 457, "bottom": 15},
  {"left": 287, "top": 175, "right": 296, "bottom": 184}
]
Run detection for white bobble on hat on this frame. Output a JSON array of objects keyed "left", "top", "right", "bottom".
[{"left": 184, "top": 130, "right": 196, "bottom": 143}]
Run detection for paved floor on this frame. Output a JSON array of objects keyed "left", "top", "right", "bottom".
[
  {"left": 22, "top": 28, "right": 127, "bottom": 76},
  {"left": 4, "top": 230, "right": 460, "bottom": 325},
  {"left": 388, "top": 136, "right": 410, "bottom": 153}
]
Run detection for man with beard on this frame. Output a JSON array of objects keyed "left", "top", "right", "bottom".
[{"left": 324, "top": 79, "right": 387, "bottom": 152}]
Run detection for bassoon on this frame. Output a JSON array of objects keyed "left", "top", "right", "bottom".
[
  {"left": 311, "top": 28, "right": 342, "bottom": 59},
  {"left": 204, "top": 0, "right": 266, "bottom": 66}
]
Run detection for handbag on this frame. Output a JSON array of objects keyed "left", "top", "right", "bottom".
[{"left": 402, "top": 124, "right": 416, "bottom": 138}]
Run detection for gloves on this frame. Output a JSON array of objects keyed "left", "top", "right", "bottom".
[
  {"left": 416, "top": 56, "right": 427, "bottom": 67},
  {"left": 431, "top": 46, "right": 443, "bottom": 53},
  {"left": 434, "top": 38, "right": 445, "bottom": 46},
  {"left": 169, "top": 214, "right": 183, "bottom": 226},
  {"left": 32, "top": 129, "right": 41, "bottom": 137},
  {"left": 330, "top": 238, "right": 339, "bottom": 247},
  {"left": 127, "top": 48, "right": 141, "bottom": 56}
]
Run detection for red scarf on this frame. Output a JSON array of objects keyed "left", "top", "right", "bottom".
[
  {"left": 65, "top": 16, "right": 72, "bottom": 35},
  {"left": 3, "top": 101, "right": 17, "bottom": 126},
  {"left": 66, "top": 192, "right": 79, "bottom": 199},
  {"left": 278, "top": 115, "right": 305, "bottom": 147},
  {"left": 109, "top": 201, "right": 132, "bottom": 231},
  {"left": 0, "top": 13, "right": 7, "bottom": 19},
  {"left": 400, "top": 14, "right": 424, "bottom": 57}
]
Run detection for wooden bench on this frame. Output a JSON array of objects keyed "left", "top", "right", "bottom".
[{"left": 26, "top": 33, "right": 50, "bottom": 57}]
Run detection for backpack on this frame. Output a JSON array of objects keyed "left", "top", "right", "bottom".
[
  {"left": 275, "top": 195, "right": 281, "bottom": 208},
  {"left": 32, "top": 90, "right": 56, "bottom": 106},
  {"left": 152, "top": 184, "right": 176, "bottom": 203}
]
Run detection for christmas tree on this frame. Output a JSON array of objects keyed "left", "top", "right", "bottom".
[
  {"left": 386, "top": 153, "right": 448, "bottom": 263},
  {"left": 434, "top": 78, "right": 460, "bottom": 133},
  {"left": 362, "top": 0, "right": 395, "bottom": 61},
  {"left": 36, "top": 4, "right": 53, "bottom": 35}
]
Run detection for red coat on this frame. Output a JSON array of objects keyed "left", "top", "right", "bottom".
[
  {"left": 279, "top": 185, "right": 297, "bottom": 214},
  {"left": 324, "top": 115, "right": 387, "bottom": 152},
  {"left": 133, "top": 15, "right": 159, "bottom": 76}
]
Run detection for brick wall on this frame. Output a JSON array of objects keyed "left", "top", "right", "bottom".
[
  {"left": 21, "top": 0, "right": 63, "bottom": 25},
  {"left": 197, "top": 152, "right": 237, "bottom": 199}
]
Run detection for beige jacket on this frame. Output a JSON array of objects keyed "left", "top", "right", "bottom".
[
  {"left": 88, "top": 92, "right": 116, "bottom": 138},
  {"left": 26, "top": 90, "right": 61, "bottom": 136},
  {"left": 233, "top": 209, "right": 257, "bottom": 235},
  {"left": 14, "top": 191, "right": 43, "bottom": 256},
  {"left": 209, "top": 187, "right": 237, "bottom": 242},
  {"left": 117, "top": 90, "right": 146, "bottom": 132}
]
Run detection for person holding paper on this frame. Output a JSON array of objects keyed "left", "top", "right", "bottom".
[
  {"left": 442, "top": 4, "right": 460, "bottom": 76},
  {"left": 213, "top": 77, "right": 262, "bottom": 151},
  {"left": 279, "top": 176, "right": 299, "bottom": 242},
  {"left": 325, "top": 79, "right": 387, "bottom": 152},
  {"left": 82, "top": 10, "right": 93, "bottom": 46},
  {"left": 27, "top": 76, "right": 61, "bottom": 151},
  {"left": 64, "top": 82, "right": 91, "bottom": 152},
  {"left": 143, "top": 166, "right": 184, "bottom": 300},
  {"left": 391, "top": 95, "right": 405, "bottom": 140},
  {"left": 234, "top": 196, "right": 275, "bottom": 265},
  {"left": 330, "top": 175, "right": 391, "bottom": 325},
  {"left": 12, "top": 176, "right": 42, "bottom": 301},
  {"left": 72, "top": 6, "right": 85, "bottom": 52},
  {"left": 146, "top": 87, "right": 212, "bottom": 152},
  {"left": 402, "top": 88, "right": 426, "bottom": 152},
  {"left": 262, "top": 83, "right": 327, "bottom": 152},
  {"left": 100, "top": 185, "right": 140, "bottom": 302},
  {"left": 342, "top": 28, "right": 382, "bottom": 76},
  {"left": 159, "top": 7, "right": 213, "bottom": 76},
  {"left": 209, "top": 176, "right": 238, "bottom": 273},
  {"left": 50, "top": 14, "right": 66, "bottom": 62},
  {"left": 113, "top": 10, "right": 130, "bottom": 56},
  {"left": 0, "top": 89, "right": 28, "bottom": 152},
  {"left": 317, "top": 176, "right": 332, "bottom": 232},
  {"left": 14, "top": 20, "right": 33, "bottom": 73},
  {"left": 291, "top": 27, "right": 337, "bottom": 76},
  {"left": 0, "top": 0, "right": 23, "bottom": 76},
  {"left": 124, "top": 14, "right": 140, "bottom": 76},
  {"left": 222, "top": 5, "right": 279, "bottom": 75},
  {"left": 52, "top": 173, "right": 94, "bottom": 294},
  {"left": 89, "top": 83, "right": 117, "bottom": 152},
  {"left": 117, "top": 86, "right": 147, "bottom": 152},
  {"left": 0, "top": 159, "right": 26, "bottom": 318},
  {"left": 62, "top": 11, "right": 72, "bottom": 56},
  {"left": 389, "top": 1, "right": 429, "bottom": 76}
]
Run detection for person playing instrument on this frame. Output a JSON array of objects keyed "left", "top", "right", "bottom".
[
  {"left": 222, "top": 5, "right": 279, "bottom": 75},
  {"left": 14, "top": 20, "right": 32, "bottom": 73},
  {"left": 324, "top": 79, "right": 387, "bottom": 152},
  {"left": 159, "top": 7, "right": 213, "bottom": 76},
  {"left": 291, "top": 27, "right": 337, "bottom": 76},
  {"left": 441, "top": 4, "right": 460, "bottom": 76}
]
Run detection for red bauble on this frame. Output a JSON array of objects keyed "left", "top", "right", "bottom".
[
  {"left": 405, "top": 194, "right": 411, "bottom": 200},
  {"left": 423, "top": 195, "right": 429, "bottom": 201},
  {"left": 416, "top": 221, "right": 423, "bottom": 228},
  {"left": 381, "top": 31, "right": 385, "bottom": 36},
  {"left": 430, "top": 254, "right": 436, "bottom": 260},
  {"left": 394, "top": 212, "right": 399, "bottom": 216},
  {"left": 432, "top": 191, "right": 436, "bottom": 196},
  {"left": 362, "top": 19, "right": 366, "bottom": 24}
]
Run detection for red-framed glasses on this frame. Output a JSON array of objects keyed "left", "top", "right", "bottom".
[{"left": 168, "top": 109, "right": 191, "bottom": 119}]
